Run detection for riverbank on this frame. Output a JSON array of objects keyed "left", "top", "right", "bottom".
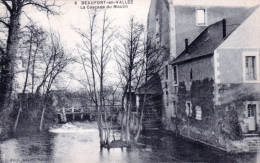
[
  {"left": 0, "top": 97, "right": 56, "bottom": 141},
  {"left": 1, "top": 121, "right": 259, "bottom": 163},
  {"left": 0, "top": 107, "right": 14, "bottom": 141}
]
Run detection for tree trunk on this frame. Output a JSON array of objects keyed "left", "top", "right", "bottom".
[
  {"left": 125, "top": 101, "right": 130, "bottom": 142},
  {"left": 13, "top": 100, "right": 22, "bottom": 133},
  {"left": 97, "top": 103, "right": 104, "bottom": 147},
  {"left": 31, "top": 44, "right": 38, "bottom": 93},
  {"left": 134, "top": 93, "right": 147, "bottom": 142},
  {"left": 0, "top": 10, "right": 22, "bottom": 112},
  {"left": 13, "top": 32, "right": 33, "bottom": 133},
  {"left": 125, "top": 66, "right": 133, "bottom": 142},
  {"left": 120, "top": 88, "right": 127, "bottom": 141},
  {"left": 39, "top": 102, "right": 47, "bottom": 132},
  {"left": 22, "top": 32, "right": 33, "bottom": 93}
]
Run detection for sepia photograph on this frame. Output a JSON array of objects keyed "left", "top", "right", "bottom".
[{"left": 1, "top": 0, "right": 260, "bottom": 162}]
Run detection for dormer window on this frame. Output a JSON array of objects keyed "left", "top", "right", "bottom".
[{"left": 196, "top": 9, "right": 206, "bottom": 26}]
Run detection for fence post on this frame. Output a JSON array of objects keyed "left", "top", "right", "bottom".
[
  {"left": 62, "top": 107, "right": 67, "bottom": 122},
  {"left": 80, "top": 107, "right": 84, "bottom": 120},
  {"left": 72, "top": 107, "right": 75, "bottom": 120}
]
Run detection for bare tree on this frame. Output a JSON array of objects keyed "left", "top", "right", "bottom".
[
  {"left": 133, "top": 35, "right": 167, "bottom": 142},
  {"left": 115, "top": 17, "right": 167, "bottom": 143},
  {"left": 13, "top": 22, "right": 46, "bottom": 132},
  {"left": 20, "top": 22, "right": 46, "bottom": 93},
  {"left": 75, "top": 10, "right": 115, "bottom": 147},
  {"left": 13, "top": 30, "right": 73, "bottom": 132},
  {"left": 38, "top": 32, "right": 73, "bottom": 131},
  {"left": 0, "top": 0, "right": 58, "bottom": 113},
  {"left": 114, "top": 17, "right": 144, "bottom": 143}
]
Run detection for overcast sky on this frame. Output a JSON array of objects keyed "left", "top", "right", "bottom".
[
  {"left": 2, "top": 0, "right": 260, "bottom": 91},
  {"left": 24, "top": 0, "right": 151, "bottom": 50},
  {"left": 16, "top": 0, "right": 151, "bottom": 91}
]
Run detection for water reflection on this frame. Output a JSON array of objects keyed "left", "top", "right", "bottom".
[
  {"left": 1, "top": 131, "right": 55, "bottom": 162},
  {"left": 1, "top": 122, "right": 260, "bottom": 163}
]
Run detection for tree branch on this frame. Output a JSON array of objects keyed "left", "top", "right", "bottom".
[
  {"left": 23, "top": 0, "right": 58, "bottom": 15},
  {"left": 0, "top": 18, "right": 9, "bottom": 28},
  {"left": 1, "top": 0, "right": 12, "bottom": 13}
]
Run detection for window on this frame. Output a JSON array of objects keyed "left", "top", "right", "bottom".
[
  {"left": 166, "top": 91, "right": 169, "bottom": 106},
  {"left": 243, "top": 52, "right": 259, "bottom": 83},
  {"left": 165, "top": 65, "right": 168, "bottom": 80},
  {"left": 172, "top": 101, "right": 177, "bottom": 117},
  {"left": 246, "top": 56, "right": 256, "bottom": 80},
  {"left": 185, "top": 101, "right": 192, "bottom": 117},
  {"left": 172, "top": 65, "right": 178, "bottom": 85},
  {"left": 247, "top": 104, "right": 256, "bottom": 117},
  {"left": 190, "top": 69, "right": 193, "bottom": 80},
  {"left": 196, "top": 9, "right": 206, "bottom": 26},
  {"left": 195, "top": 106, "right": 202, "bottom": 120}
]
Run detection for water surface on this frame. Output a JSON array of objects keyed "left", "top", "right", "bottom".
[{"left": 1, "top": 122, "right": 260, "bottom": 163}]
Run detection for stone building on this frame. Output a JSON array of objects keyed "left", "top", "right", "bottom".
[{"left": 145, "top": 0, "right": 260, "bottom": 153}]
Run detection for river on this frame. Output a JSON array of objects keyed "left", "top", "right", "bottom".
[{"left": 1, "top": 121, "right": 260, "bottom": 163}]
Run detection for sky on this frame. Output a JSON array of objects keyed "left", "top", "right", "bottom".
[
  {"left": 2, "top": 0, "right": 260, "bottom": 91},
  {"left": 24, "top": 0, "right": 151, "bottom": 50},
  {"left": 38, "top": 0, "right": 260, "bottom": 91},
  {"left": 14, "top": 0, "right": 152, "bottom": 91}
]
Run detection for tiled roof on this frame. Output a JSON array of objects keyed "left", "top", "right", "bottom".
[{"left": 171, "top": 20, "right": 224, "bottom": 64}]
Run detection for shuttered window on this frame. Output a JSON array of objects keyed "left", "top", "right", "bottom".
[
  {"left": 243, "top": 52, "right": 259, "bottom": 83},
  {"left": 246, "top": 56, "right": 256, "bottom": 80},
  {"left": 166, "top": 91, "right": 169, "bottom": 106},
  {"left": 165, "top": 65, "right": 168, "bottom": 80},
  {"left": 173, "top": 65, "right": 178, "bottom": 85},
  {"left": 185, "top": 101, "right": 192, "bottom": 117},
  {"left": 195, "top": 106, "right": 202, "bottom": 120}
]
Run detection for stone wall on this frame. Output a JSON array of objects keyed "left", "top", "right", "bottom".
[
  {"left": 168, "top": 79, "right": 247, "bottom": 152},
  {"left": 164, "top": 56, "right": 258, "bottom": 152},
  {"left": 216, "top": 83, "right": 260, "bottom": 134},
  {"left": 175, "top": 79, "right": 227, "bottom": 148}
]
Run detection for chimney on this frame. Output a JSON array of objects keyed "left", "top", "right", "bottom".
[
  {"left": 222, "top": 19, "right": 226, "bottom": 38},
  {"left": 185, "top": 38, "right": 189, "bottom": 53}
]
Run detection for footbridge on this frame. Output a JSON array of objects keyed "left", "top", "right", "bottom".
[{"left": 55, "top": 105, "right": 121, "bottom": 123}]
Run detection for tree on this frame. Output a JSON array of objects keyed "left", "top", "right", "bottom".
[
  {"left": 115, "top": 17, "right": 167, "bottom": 143},
  {"left": 0, "top": 0, "right": 58, "bottom": 113},
  {"left": 133, "top": 34, "right": 167, "bottom": 142},
  {"left": 13, "top": 21, "right": 46, "bottom": 132},
  {"left": 37, "top": 32, "right": 73, "bottom": 131},
  {"left": 114, "top": 17, "right": 144, "bottom": 143},
  {"left": 12, "top": 30, "right": 73, "bottom": 132},
  {"left": 19, "top": 21, "right": 46, "bottom": 94},
  {"left": 75, "top": 9, "right": 115, "bottom": 147}
]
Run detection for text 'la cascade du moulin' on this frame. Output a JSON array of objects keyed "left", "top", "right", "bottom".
[{"left": 81, "top": 0, "right": 133, "bottom": 5}]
